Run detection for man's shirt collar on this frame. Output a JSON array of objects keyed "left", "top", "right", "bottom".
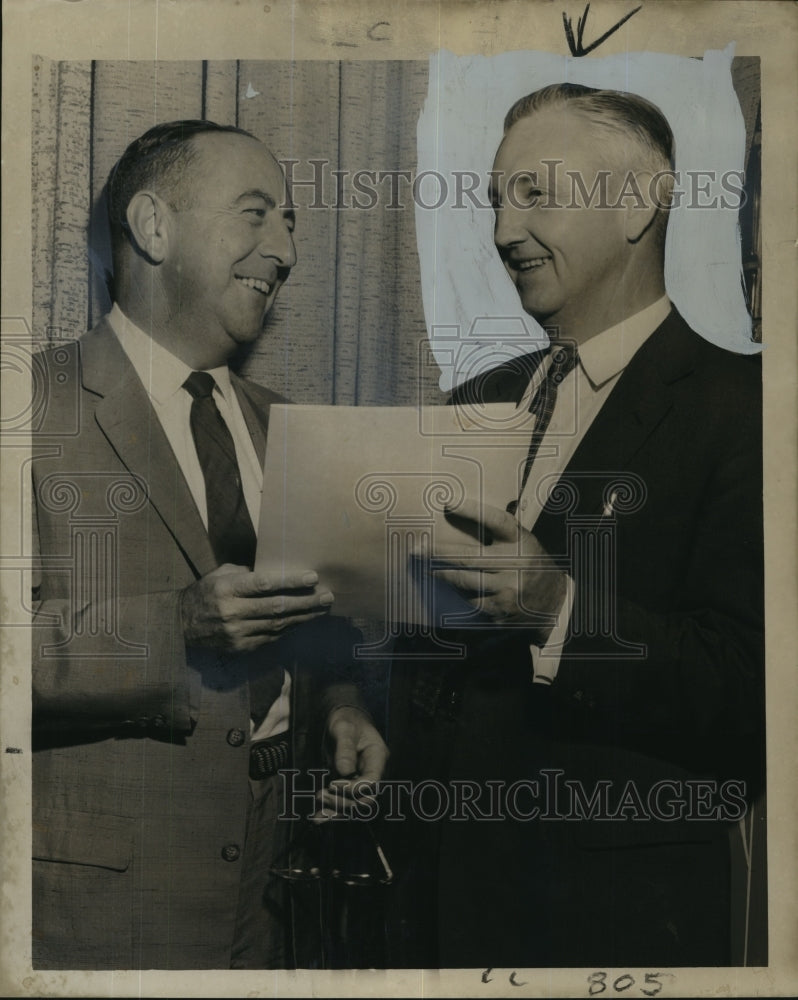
[
  {"left": 577, "top": 295, "right": 672, "bottom": 389},
  {"left": 107, "top": 303, "right": 234, "bottom": 405}
]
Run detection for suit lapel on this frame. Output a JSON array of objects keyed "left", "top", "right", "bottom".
[
  {"left": 79, "top": 319, "right": 217, "bottom": 579},
  {"left": 535, "top": 311, "right": 700, "bottom": 541},
  {"left": 231, "top": 374, "right": 269, "bottom": 469},
  {"left": 450, "top": 350, "right": 548, "bottom": 406}
]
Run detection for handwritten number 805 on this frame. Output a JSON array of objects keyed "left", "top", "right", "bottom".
[{"left": 588, "top": 971, "right": 666, "bottom": 996}]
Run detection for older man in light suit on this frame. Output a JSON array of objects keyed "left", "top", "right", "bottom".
[{"left": 31, "top": 120, "right": 387, "bottom": 970}]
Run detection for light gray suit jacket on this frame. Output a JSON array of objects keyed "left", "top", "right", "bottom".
[{"left": 31, "top": 317, "right": 361, "bottom": 968}]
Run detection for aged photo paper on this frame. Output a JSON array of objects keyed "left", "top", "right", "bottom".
[{"left": 1, "top": 0, "right": 796, "bottom": 996}]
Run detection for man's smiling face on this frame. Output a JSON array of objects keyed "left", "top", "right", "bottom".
[
  {"left": 162, "top": 131, "right": 296, "bottom": 366},
  {"left": 491, "top": 108, "right": 633, "bottom": 341}
]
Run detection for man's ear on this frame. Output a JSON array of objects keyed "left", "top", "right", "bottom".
[
  {"left": 124, "top": 191, "right": 171, "bottom": 264},
  {"left": 621, "top": 170, "right": 660, "bottom": 244}
]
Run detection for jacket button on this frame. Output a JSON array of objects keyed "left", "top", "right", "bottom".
[
  {"left": 226, "top": 728, "right": 246, "bottom": 747},
  {"left": 221, "top": 843, "right": 241, "bottom": 862},
  {"left": 152, "top": 715, "right": 166, "bottom": 728}
]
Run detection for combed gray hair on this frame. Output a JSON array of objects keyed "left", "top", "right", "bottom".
[
  {"left": 504, "top": 83, "right": 674, "bottom": 171},
  {"left": 503, "top": 83, "right": 675, "bottom": 240}
]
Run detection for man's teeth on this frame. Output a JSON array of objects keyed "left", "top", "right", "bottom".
[
  {"left": 237, "top": 276, "right": 272, "bottom": 294},
  {"left": 517, "top": 257, "right": 551, "bottom": 271}
]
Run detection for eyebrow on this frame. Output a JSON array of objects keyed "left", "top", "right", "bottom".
[
  {"left": 233, "top": 189, "right": 296, "bottom": 223},
  {"left": 490, "top": 171, "right": 551, "bottom": 206},
  {"left": 234, "top": 189, "right": 277, "bottom": 208}
]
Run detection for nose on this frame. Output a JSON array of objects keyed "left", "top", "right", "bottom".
[
  {"left": 493, "top": 203, "right": 529, "bottom": 254},
  {"left": 259, "top": 214, "right": 297, "bottom": 269}
]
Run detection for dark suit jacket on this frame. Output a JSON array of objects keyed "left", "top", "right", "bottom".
[
  {"left": 31, "top": 317, "right": 363, "bottom": 969},
  {"left": 388, "top": 310, "right": 764, "bottom": 967}
]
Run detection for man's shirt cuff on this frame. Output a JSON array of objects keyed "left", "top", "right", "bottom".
[{"left": 530, "top": 574, "right": 574, "bottom": 684}]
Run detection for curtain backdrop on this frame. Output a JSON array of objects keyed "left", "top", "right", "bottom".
[{"left": 32, "top": 57, "right": 438, "bottom": 405}]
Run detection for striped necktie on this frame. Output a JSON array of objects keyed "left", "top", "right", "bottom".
[{"left": 507, "top": 342, "right": 578, "bottom": 516}]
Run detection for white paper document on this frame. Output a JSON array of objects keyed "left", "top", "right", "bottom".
[{"left": 256, "top": 403, "right": 536, "bottom": 625}]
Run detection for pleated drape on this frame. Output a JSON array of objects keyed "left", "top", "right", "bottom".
[{"left": 31, "top": 57, "right": 437, "bottom": 405}]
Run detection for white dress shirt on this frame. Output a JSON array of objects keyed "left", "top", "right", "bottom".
[
  {"left": 108, "top": 304, "right": 263, "bottom": 528},
  {"left": 512, "top": 296, "right": 673, "bottom": 683},
  {"left": 108, "top": 305, "right": 290, "bottom": 737}
]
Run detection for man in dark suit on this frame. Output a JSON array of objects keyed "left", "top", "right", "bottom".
[
  {"left": 388, "top": 84, "right": 764, "bottom": 968},
  {"left": 31, "top": 120, "right": 387, "bottom": 970}
]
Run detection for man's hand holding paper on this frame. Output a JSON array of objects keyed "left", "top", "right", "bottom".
[
  {"left": 180, "top": 564, "right": 335, "bottom": 652},
  {"left": 424, "top": 499, "right": 568, "bottom": 645}
]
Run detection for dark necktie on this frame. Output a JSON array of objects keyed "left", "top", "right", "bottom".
[
  {"left": 184, "top": 371, "right": 258, "bottom": 566},
  {"left": 507, "top": 341, "right": 578, "bottom": 516},
  {"left": 184, "top": 370, "right": 283, "bottom": 727}
]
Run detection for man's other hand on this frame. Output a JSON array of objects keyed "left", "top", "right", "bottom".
[
  {"left": 312, "top": 706, "right": 389, "bottom": 822},
  {"left": 180, "top": 565, "right": 334, "bottom": 652}
]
